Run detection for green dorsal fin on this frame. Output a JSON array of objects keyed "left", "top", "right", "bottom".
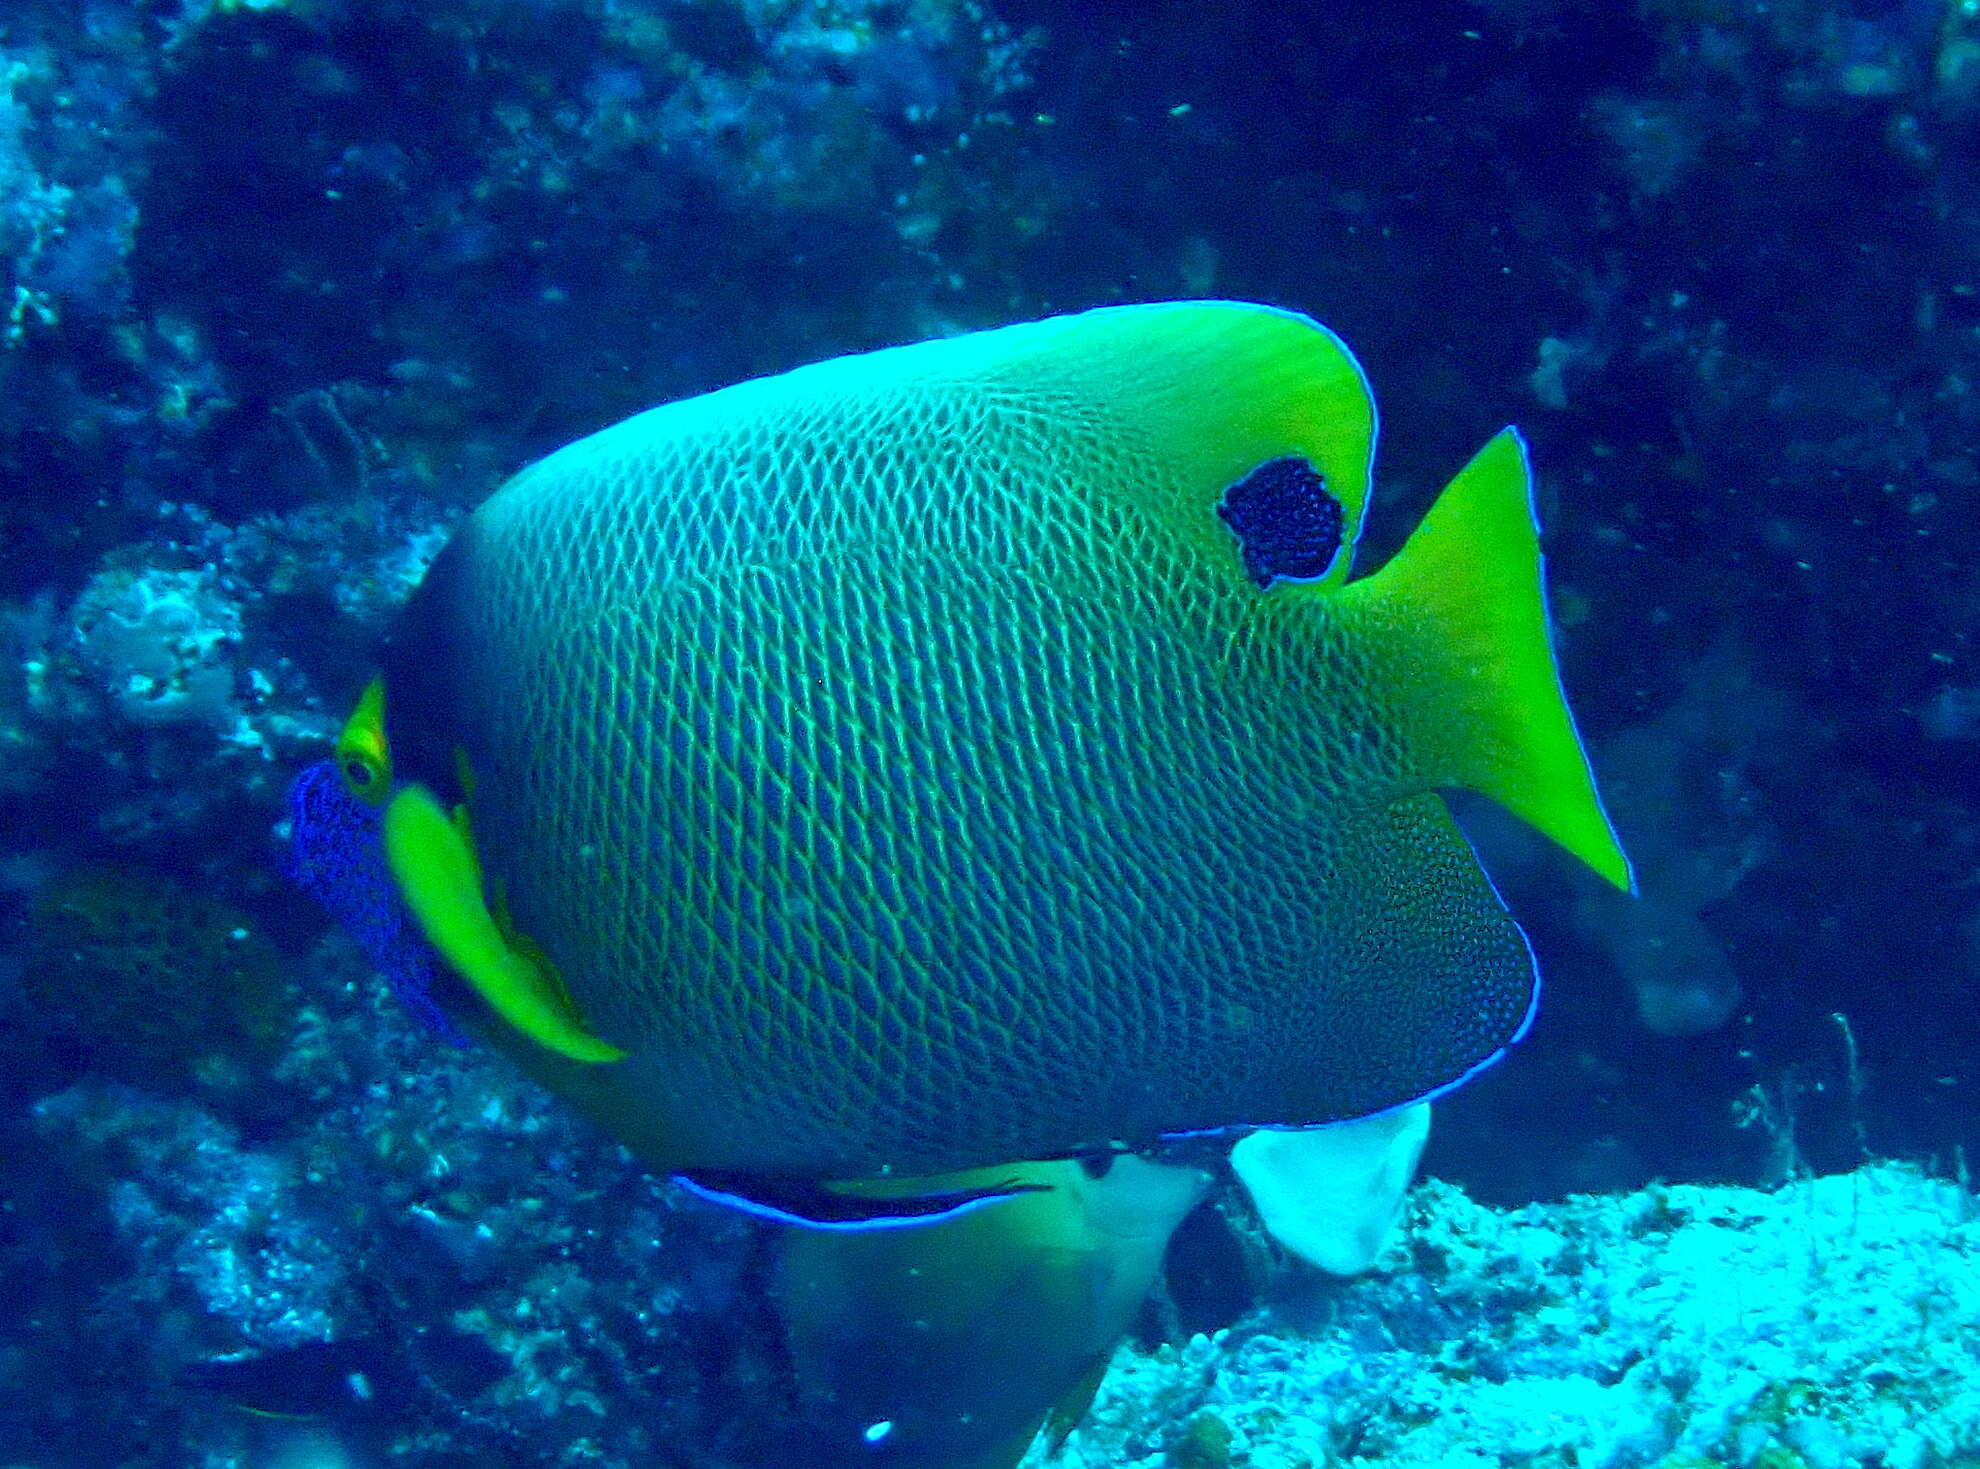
[{"left": 1343, "top": 427, "right": 1633, "bottom": 891}]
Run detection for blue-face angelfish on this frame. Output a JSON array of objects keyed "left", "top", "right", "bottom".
[{"left": 289, "top": 300, "right": 1630, "bottom": 1230}]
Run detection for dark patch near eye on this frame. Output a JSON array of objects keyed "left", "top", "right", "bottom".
[
  {"left": 344, "top": 758, "right": 373, "bottom": 788},
  {"left": 1216, "top": 456, "right": 1343, "bottom": 589}
]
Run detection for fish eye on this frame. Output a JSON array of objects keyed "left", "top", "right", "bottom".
[
  {"left": 334, "top": 679, "right": 392, "bottom": 805},
  {"left": 338, "top": 749, "right": 389, "bottom": 805}
]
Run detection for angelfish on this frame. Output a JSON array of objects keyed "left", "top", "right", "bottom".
[{"left": 291, "top": 300, "right": 1630, "bottom": 1228}]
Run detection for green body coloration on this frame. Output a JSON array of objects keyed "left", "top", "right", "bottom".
[{"left": 375, "top": 301, "right": 1628, "bottom": 1184}]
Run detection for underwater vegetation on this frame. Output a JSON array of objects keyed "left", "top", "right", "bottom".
[{"left": 2, "top": 0, "right": 1980, "bottom": 1464}]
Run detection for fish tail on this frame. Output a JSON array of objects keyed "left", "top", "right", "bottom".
[{"left": 1343, "top": 428, "right": 1633, "bottom": 891}]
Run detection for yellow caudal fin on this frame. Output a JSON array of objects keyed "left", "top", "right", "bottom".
[
  {"left": 382, "top": 784, "right": 628, "bottom": 1062},
  {"left": 1344, "top": 428, "right": 1632, "bottom": 891}
]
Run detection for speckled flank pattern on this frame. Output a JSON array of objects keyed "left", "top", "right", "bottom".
[{"left": 390, "top": 309, "right": 1534, "bottom": 1179}]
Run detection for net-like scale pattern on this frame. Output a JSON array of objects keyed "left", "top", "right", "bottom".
[{"left": 386, "top": 310, "right": 1533, "bottom": 1180}]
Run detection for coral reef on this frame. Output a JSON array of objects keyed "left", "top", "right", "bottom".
[
  {"left": 4, "top": 931, "right": 763, "bottom": 1468},
  {"left": 7, "top": 496, "right": 454, "bottom": 855},
  {"left": 72, "top": 565, "right": 246, "bottom": 730},
  {"left": 12, "top": 957, "right": 1975, "bottom": 1469},
  {"left": 1041, "top": 1165, "right": 1980, "bottom": 1469},
  {"left": 18, "top": 862, "right": 289, "bottom": 1102}
]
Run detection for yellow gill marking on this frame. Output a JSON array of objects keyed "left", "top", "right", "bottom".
[{"left": 381, "top": 782, "right": 626, "bottom": 1063}]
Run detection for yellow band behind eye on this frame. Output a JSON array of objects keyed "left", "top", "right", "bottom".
[{"left": 382, "top": 782, "right": 626, "bottom": 1064}]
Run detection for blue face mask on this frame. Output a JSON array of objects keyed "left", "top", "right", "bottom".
[{"left": 286, "top": 760, "right": 466, "bottom": 1046}]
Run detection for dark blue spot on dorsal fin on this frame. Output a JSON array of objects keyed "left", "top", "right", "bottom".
[{"left": 1216, "top": 456, "right": 1344, "bottom": 589}]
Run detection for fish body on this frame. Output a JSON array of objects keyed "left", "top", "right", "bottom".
[{"left": 329, "top": 301, "right": 1628, "bottom": 1192}]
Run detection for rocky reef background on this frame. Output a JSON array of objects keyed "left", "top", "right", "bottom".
[{"left": 2, "top": 0, "right": 1978, "bottom": 1465}]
